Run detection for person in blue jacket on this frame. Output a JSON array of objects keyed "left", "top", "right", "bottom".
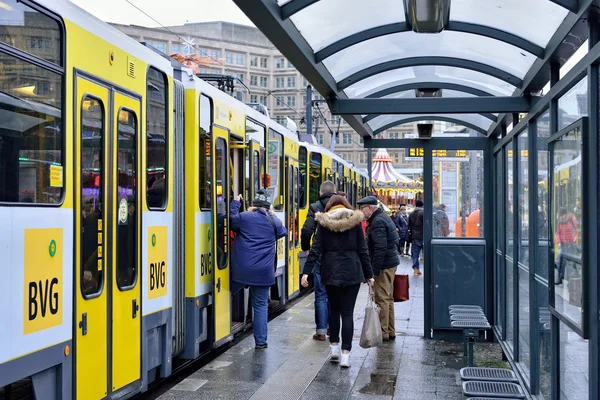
[{"left": 230, "top": 189, "right": 287, "bottom": 349}]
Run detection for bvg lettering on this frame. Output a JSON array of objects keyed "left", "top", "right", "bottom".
[
  {"left": 28, "top": 278, "right": 59, "bottom": 320},
  {"left": 150, "top": 261, "right": 166, "bottom": 290},
  {"left": 200, "top": 252, "right": 212, "bottom": 276}
]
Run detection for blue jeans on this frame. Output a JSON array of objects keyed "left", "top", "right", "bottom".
[
  {"left": 250, "top": 285, "right": 270, "bottom": 345},
  {"left": 313, "top": 269, "right": 329, "bottom": 335},
  {"left": 412, "top": 239, "right": 424, "bottom": 269}
]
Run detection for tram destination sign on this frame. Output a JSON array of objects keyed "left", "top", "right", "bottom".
[{"left": 405, "top": 148, "right": 470, "bottom": 162}]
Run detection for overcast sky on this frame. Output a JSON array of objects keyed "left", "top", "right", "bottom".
[{"left": 69, "top": 0, "right": 254, "bottom": 27}]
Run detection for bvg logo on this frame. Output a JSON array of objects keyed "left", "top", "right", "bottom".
[
  {"left": 24, "top": 229, "right": 63, "bottom": 334},
  {"left": 148, "top": 227, "right": 168, "bottom": 299}
]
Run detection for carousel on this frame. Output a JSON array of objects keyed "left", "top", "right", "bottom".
[{"left": 371, "top": 148, "right": 423, "bottom": 210}]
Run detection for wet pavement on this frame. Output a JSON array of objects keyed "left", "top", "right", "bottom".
[{"left": 157, "top": 256, "right": 509, "bottom": 400}]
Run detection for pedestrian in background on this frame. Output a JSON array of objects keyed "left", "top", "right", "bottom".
[
  {"left": 302, "top": 195, "right": 373, "bottom": 367},
  {"left": 408, "top": 200, "right": 424, "bottom": 276}
]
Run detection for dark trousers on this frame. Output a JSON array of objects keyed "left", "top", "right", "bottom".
[{"left": 325, "top": 284, "right": 361, "bottom": 351}]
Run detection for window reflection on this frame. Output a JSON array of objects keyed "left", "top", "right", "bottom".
[
  {"left": 146, "top": 67, "right": 167, "bottom": 209},
  {"left": 0, "top": 52, "right": 62, "bottom": 203}
]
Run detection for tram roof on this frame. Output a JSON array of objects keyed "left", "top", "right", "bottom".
[{"left": 232, "top": 0, "right": 593, "bottom": 138}]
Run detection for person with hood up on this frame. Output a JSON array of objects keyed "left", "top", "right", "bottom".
[
  {"left": 301, "top": 195, "right": 373, "bottom": 368},
  {"left": 230, "top": 189, "right": 288, "bottom": 349},
  {"left": 300, "top": 180, "right": 336, "bottom": 341}
]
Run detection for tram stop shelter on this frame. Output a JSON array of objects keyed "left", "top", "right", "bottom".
[{"left": 233, "top": 0, "right": 600, "bottom": 398}]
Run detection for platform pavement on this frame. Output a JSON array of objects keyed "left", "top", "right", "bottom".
[{"left": 157, "top": 257, "right": 469, "bottom": 400}]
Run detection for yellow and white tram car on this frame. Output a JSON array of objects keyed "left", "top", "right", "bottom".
[{"left": 0, "top": 1, "right": 370, "bottom": 399}]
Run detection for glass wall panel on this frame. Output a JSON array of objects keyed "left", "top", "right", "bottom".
[
  {"left": 518, "top": 132, "right": 529, "bottom": 267},
  {"left": 558, "top": 321, "right": 589, "bottom": 400},
  {"left": 518, "top": 267, "right": 530, "bottom": 379},
  {"left": 506, "top": 142, "right": 514, "bottom": 349},
  {"left": 432, "top": 150, "right": 484, "bottom": 238},
  {"left": 537, "top": 280, "right": 551, "bottom": 399},
  {"left": 495, "top": 152, "right": 504, "bottom": 336},
  {"left": 558, "top": 76, "right": 588, "bottom": 130},
  {"left": 551, "top": 125, "right": 583, "bottom": 330},
  {"left": 537, "top": 111, "right": 551, "bottom": 280}
]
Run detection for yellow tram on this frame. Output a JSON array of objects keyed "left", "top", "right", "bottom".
[{"left": 0, "top": 1, "right": 369, "bottom": 399}]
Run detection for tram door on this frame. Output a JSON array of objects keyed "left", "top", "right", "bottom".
[
  {"left": 211, "top": 126, "right": 232, "bottom": 346},
  {"left": 75, "top": 76, "right": 141, "bottom": 399},
  {"left": 286, "top": 157, "right": 300, "bottom": 296}
]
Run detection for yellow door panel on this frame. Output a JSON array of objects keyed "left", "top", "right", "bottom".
[
  {"left": 212, "top": 127, "right": 231, "bottom": 345},
  {"left": 75, "top": 77, "right": 109, "bottom": 400},
  {"left": 111, "top": 92, "right": 141, "bottom": 390}
]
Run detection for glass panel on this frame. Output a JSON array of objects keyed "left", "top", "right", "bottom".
[
  {"left": 558, "top": 77, "right": 588, "bottom": 130},
  {"left": 343, "top": 66, "right": 516, "bottom": 98},
  {"left": 537, "top": 111, "right": 551, "bottom": 279},
  {"left": 0, "top": 0, "right": 62, "bottom": 65},
  {"left": 268, "top": 130, "right": 284, "bottom": 210},
  {"left": 506, "top": 141, "right": 514, "bottom": 349},
  {"left": 367, "top": 114, "right": 492, "bottom": 132},
  {"left": 215, "top": 138, "right": 227, "bottom": 269},
  {"left": 450, "top": 0, "right": 569, "bottom": 48},
  {"left": 80, "top": 97, "right": 104, "bottom": 297},
  {"left": 495, "top": 152, "right": 504, "bottom": 336},
  {"left": 116, "top": 108, "right": 137, "bottom": 289},
  {"left": 0, "top": 53, "right": 62, "bottom": 203},
  {"left": 294, "top": 166, "right": 299, "bottom": 247},
  {"left": 432, "top": 150, "right": 484, "bottom": 238},
  {"left": 246, "top": 118, "right": 265, "bottom": 143},
  {"left": 518, "top": 267, "right": 530, "bottom": 380},
  {"left": 299, "top": 146, "right": 307, "bottom": 208},
  {"left": 289, "top": 0, "right": 405, "bottom": 52},
  {"left": 558, "top": 321, "right": 589, "bottom": 400},
  {"left": 146, "top": 67, "right": 168, "bottom": 209},
  {"left": 309, "top": 152, "right": 322, "bottom": 205},
  {"left": 518, "top": 132, "right": 529, "bottom": 267},
  {"left": 552, "top": 126, "right": 583, "bottom": 329},
  {"left": 253, "top": 150, "right": 260, "bottom": 194},
  {"left": 199, "top": 95, "right": 211, "bottom": 210},
  {"left": 324, "top": 31, "right": 535, "bottom": 81},
  {"left": 537, "top": 281, "right": 551, "bottom": 399}
]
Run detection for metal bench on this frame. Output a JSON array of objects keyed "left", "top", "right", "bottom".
[
  {"left": 450, "top": 314, "right": 489, "bottom": 322},
  {"left": 449, "top": 304, "right": 483, "bottom": 311},
  {"left": 460, "top": 367, "right": 518, "bottom": 383},
  {"left": 462, "top": 381, "right": 526, "bottom": 399},
  {"left": 450, "top": 308, "right": 485, "bottom": 316},
  {"left": 450, "top": 320, "right": 491, "bottom": 367}
]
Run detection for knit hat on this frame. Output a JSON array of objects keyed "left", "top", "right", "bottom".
[{"left": 253, "top": 188, "right": 271, "bottom": 208}]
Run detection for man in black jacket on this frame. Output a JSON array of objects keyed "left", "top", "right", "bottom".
[
  {"left": 408, "top": 200, "right": 424, "bottom": 275},
  {"left": 358, "top": 196, "right": 400, "bottom": 341},
  {"left": 300, "top": 180, "right": 336, "bottom": 341}
]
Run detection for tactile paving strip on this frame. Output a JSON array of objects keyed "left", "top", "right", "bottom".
[
  {"left": 462, "top": 381, "right": 526, "bottom": 399},
  {"left": 460, "top": 367, "right": 518, "bottom": 382}
]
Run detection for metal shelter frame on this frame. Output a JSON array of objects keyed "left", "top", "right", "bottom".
[{"left": 232, "top": 1, "right": 600, "bottom": 398}]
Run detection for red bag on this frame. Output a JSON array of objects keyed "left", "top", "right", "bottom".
[{"left": 393, "top": 274, "right": 409, "bottom": 302}]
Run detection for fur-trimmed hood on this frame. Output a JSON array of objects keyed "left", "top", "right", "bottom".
[
  {"left": 248, "top": 206, "right": 276, "bottom": 215},
  {"left": 315, "top": 207, "right": 364, "bottom": 233}
]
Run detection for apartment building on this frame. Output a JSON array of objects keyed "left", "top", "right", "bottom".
[{"left": 110, "top": 21, "right": 463, "bottom": 172}]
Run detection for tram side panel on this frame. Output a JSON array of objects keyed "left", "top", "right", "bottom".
[{"left": 140, "top": 69, "right": 176, "bottom": 388}]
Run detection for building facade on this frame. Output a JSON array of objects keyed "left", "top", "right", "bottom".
[{"left": 111, "top": 21, "right": 466, "bottom": 174}]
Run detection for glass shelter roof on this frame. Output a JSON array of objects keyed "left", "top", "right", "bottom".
[{"left": 234, "top": 0, "right": 591, "bottom": 137}]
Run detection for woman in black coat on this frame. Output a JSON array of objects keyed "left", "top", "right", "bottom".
[{"left": 301, "top": 195, "right": 373, "bottom": 368}]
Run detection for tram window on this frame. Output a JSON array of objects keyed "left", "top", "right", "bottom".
[
  {"left": 215, "top": 138, "right": 228, "bottom": 269},
  {"left": 268, "top": 130, "right": 284, "bottom": 211},
  {"left": 146, "top": 67, "right": 168, "bottom": 210},
  {"left": 80, "top": 97, "right": 104, "bottom": 297},
  {"left": 116, "top": 109, "right": 138, "bottom": 290},
  {"left": 299, "top": 146, "right": 307, "bottom": 208},
  {"left": 254, "top": 150, "right": 260, "bottom": 194},
  {"left": 309, "top": 153, "right": 322, "bottom": 205},
  {"left": 199, "top": 94, "right": 212, "bottom": 210},
  {"left": 0, "top": 0, "right": 62, "bottom": 66},
  {"left": 0, "top": 54, "right": 63, "bottom": 203}
]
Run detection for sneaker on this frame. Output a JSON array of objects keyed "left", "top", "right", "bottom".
[
  {"left": 255, "top": 343, "right": 268, "bottom": 349},
  {"left": 330, "top": 344, "right": 341, "bottom": 363},
  {"left": 340, "top": 352, "right": 350, "bottom": 368}
]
